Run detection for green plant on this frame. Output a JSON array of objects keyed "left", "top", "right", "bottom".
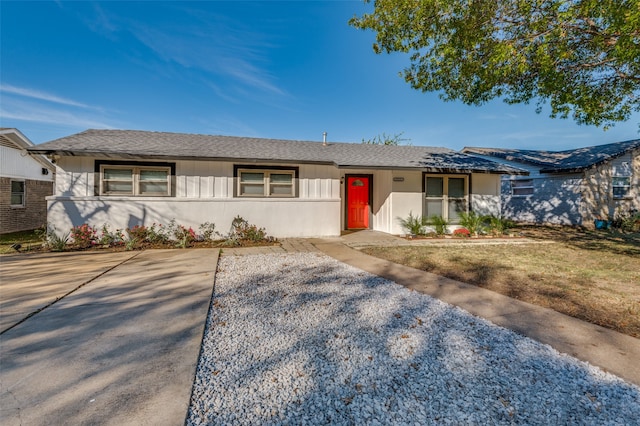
[
  {"left": 147, "top": 223, "right": 170, "bottom": 244},
  {"left": 99, "top": 224, "right": 125, "bottom": 246},
  {"left": 0, "top": 229, "right": 41, "bottom": 254},
  {"left": 36, "top": 224, "right": 70, "bottom": 252},
  {"left": 428, "top": 215, "right": 449, "bottom": 236},
  {"left": 70, "top": 224, "right": 98, "bottom": 248},
  {"left": 611, "top": 210, "right": 640, "bottom": 233},
  {"left": 127, "top": 225, "right": 149, "bottom": 242},
  {"left": 485, "top": 216, "right": 513, "bottom": 236},
  {"left": 398, "top": 212, "right": 427, "bottom": 236},
  {"left": 198, "top": 222, "right": 217, "bottom": 242},
  {"left": 225, "top": 216, "right": 273, "bottom": 245},
  {"left": 174, "top": 225, "right": 196, "bottom": 248},
  {"left": 125, "top": 236, "right": 139, "bottom": 251},
  {"left": 458, "top": 211, "right": 487, "bottom": 236}
]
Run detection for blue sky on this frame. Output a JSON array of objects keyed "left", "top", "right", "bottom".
[{"left": 1, "top": 1, "right": 638, "bottom": 150}]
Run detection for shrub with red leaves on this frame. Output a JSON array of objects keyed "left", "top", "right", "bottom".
[{"left": 452, "top": 227, "right": 471, "bottom": 238}]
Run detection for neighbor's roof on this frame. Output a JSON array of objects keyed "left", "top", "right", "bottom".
[
  {"left": 28, "top": 129, "right": 526, "bottom": 174},
  {"left": 463, "top": 139, "right": 640, "bottom": 173},
  {"left": 0, "top": 128, "right": 55, "bottom": 171}
]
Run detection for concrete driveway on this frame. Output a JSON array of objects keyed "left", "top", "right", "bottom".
[{"left": 0, "top": 248, "right": 219, "bottom": 426}]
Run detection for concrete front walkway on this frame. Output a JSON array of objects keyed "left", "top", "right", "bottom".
[
  {"left": 0, "top": 249, "right": 218, "bottom": 426},
  {"left": 310, "top": 231, "right": 640, "bottom": 387}
]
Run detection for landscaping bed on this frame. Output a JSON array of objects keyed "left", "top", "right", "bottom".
[
  {"left": 0, "top": 216, "right": 277, "bottom": 255},
  {"left": 362, "top": 226, "right": 640, "bottom": 338}
]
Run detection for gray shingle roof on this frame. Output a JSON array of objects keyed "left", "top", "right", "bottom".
[
  {"left": 463, "top": 139, "right": 640, "bottom": 173},
  {"left": 29, "top": 129, "right": 526, "bottom": 174}
]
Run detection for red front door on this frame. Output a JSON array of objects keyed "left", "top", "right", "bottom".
[{"left": 347, "top": 176, "right": 370, "bottom": 229}]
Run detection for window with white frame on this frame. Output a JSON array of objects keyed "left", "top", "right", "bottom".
[
  {"left": 511, "top": 179, "right": 534, "bottom": 196},
  {"left": 10, "top": 180, "right": 25, "bottom": 206},
  {"left": 100, "top": 165, "right": 171, "bottom": 196},
  {"left": 424, "top": 175, "right": 468, "bottom": 223},
  {"left": 237, "top": 168, "right": 296, "bottom": 197},
  {"left": 612, "top": 176, "right": 631, "bottom": 199}
]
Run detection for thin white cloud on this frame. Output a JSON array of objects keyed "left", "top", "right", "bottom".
[
  {"left": 77, "top": 4, "right": 289, "bottom": 101},
  {"left": 129, "top": 21, "right": 286, "bottom": 97},
  {"left": 0, "top": 97, "right": 115, "bottom": 129},
  {"left": 0, "top": 84, "right": 94, "bottom": 109}
]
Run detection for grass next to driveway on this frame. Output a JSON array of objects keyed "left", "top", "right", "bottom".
[
  {"left": 362, "top": 228, "right": 640, "bottom": 338},
  {"left": 0, "top": 230, "right": 41, "bottom": 254}
]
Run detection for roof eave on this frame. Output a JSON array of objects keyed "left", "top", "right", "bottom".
[
  {"left": 422, "top": 167, "right": 528, "bottom": 175},
  {"left": 25, "top": 148, "right": 336, "bottom": 166},
  {"left": 540, "top": 167, "right": 586, "bottom": 174}
]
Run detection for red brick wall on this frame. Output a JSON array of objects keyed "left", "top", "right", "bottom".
[{"left": 0, "top": 177, "right": 54, "bottom": 234}]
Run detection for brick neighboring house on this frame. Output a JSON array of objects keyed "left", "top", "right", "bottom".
[
  {"left": 463, "top": 139, "right": 640, "bottom": 226},
  {"left": 0, "top": 128, "right": 55, "bottom": 234}
]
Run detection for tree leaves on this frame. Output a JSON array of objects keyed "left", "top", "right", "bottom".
[{"left": 350, "top": 0, "right": 640, "bottom": 128}]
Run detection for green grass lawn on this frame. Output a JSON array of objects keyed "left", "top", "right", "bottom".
[{"left": 0, "top": 229, "right": 42, "bottom": 254}]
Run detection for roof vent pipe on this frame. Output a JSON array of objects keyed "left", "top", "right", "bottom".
[{"left": 322, "top": 132, "right": 327, "bottom": 146}]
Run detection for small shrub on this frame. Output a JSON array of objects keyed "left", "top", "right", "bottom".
[
  {"left": 36, "top": 224, "right": 70, "bottom": 251},
  {"left": 428, "top": 215, "right": 449, "bottom": 236},
  {"left": 226, "top": 216, "right": 273, "bottom": 245},
  {"left": 611, "top": 210, "right": 640, "bottom": 233},
  {"left": 70, "top": 224, "right": 98, "bottom": 249},
  {"left": 485, "top": 215, "right": 513, "bottom": 236},
  {"left": 198, "top": 222, "right": 217, "bottom": 242},
  {"left": 99, "top": 224, "right": 125, "bottom": 246},
  {"left": 127, "top": 225, "right": 149, "bottom": 242},
  {"left": 458, "top": 211, "right": 486, "bottom": 236},
  {"left": 174, "top": 225, "right": 196, "bottom": 248},
  {"left": 125, "top": 237, "right": 139, "bottom": 251},
  {"left": 147, "top": 223, "right": 170, "bottom": 244},
  {"left": 398, "top": 212, "right": 427, "bottom": 236},
  {"left": 453, "top": 228, "right": 471, "bottom": 238}
]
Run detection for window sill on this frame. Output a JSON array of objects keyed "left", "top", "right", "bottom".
[
  {"left": 237, "top": 196, "right": 297, "bottom": 199},
  {"left": 47, "top": 195, "right": 337, "bottom": 202}
]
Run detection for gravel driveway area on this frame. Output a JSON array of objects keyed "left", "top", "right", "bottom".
[{"left": 187, "top": 253, "right": 640, "bottom": 425}]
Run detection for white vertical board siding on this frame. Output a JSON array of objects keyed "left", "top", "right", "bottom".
[
  {"left": 372, "top": 169, "right": 392, "bottom": 233},
  {"left": 56, "top": 158, "right": 340, "bottom": 200},
  {"left": 176, "top": 160, "right": 232, "bottom": 198},
  {"left": 56, "top": 157, "right": 94, "bottom": 196},
  {"left": 172, "top": 161, "right": 338, "bottom": 200},
  {"left": 0, "top": 145, "right": 54, "bottom": 181},
  {"left": 389, "top": 171, "right": 423, "bottom": 234},
  {"left": 298, "top": 164, "right": 340, "bottom": 199},
  {"left": 471, "top": 173, "right": 501, "bottom": 217}
]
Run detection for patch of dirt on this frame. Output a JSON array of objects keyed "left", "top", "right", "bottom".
[{"left": 3, "top": 239, "right": 280, "bottom": 255}]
